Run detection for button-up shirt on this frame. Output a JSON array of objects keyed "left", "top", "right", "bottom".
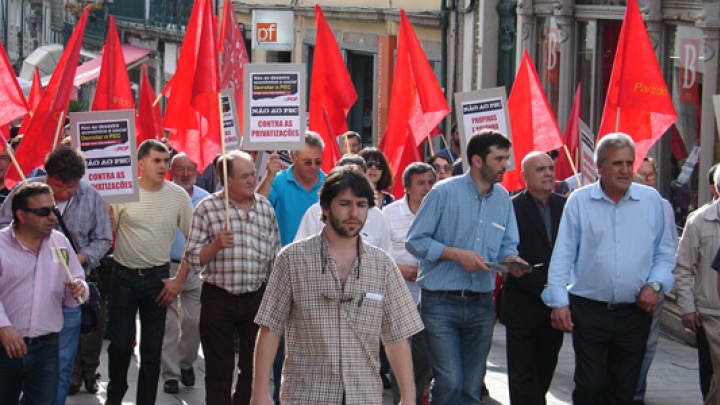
[
  {"left": 255, "top": 233, "right": 423, "bottom": 404},
  {"left": 542, "top": 182, "right": 676, "bottom": 307},
  {"left": 185, "top": 192, "right": 280, "bottom": 295},
  {"left": 170, "top": 185, "right": 210, "bottom": 261},
  {"left": 382, "top": 195, "right": 421, "bottom": 303},
  {"left": 406, "top": 173, "right": 519, "bottom": 293},
  {"left": 0, "top": 228, "right": 88, "bottom": 337}
]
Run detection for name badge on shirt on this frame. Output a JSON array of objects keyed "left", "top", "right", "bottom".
[
  {"left": 365, "top": 292, "right": 383, "bottom": 301},
  {"left": 51, "top": 247, "right": 69, "bottom": 265},
  {"left": 491, "top": 222, "right": 505, "bottom": 231}
]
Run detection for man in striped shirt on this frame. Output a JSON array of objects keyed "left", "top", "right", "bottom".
[
  {"left": 184, "top": 150, "right": 280, "bottom": 405},
  {"left": 0, "top": 183, "right": 87, "bottom": 404},
  {"left": 106, "top": 140, "right": 193, "bottom": 405}
]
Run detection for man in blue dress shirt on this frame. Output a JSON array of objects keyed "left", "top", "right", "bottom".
[
  {"left": 406, "top": 129, "right": 529, "bottom": 405},
  {"left": 542, "top": 133, "right": 676, "bottom": 405}
]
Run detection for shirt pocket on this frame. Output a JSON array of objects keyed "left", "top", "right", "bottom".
[{"left": 353, "top": 297, "right": 383, "bottom": 338}]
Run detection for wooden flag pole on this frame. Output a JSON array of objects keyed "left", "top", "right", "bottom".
[
  {"left": 52, "top": 110, "right": 66, "bottom": 149},
  {"left": 218, "top": 94, "right": 230, "bottom": 228},
  {"left": 0, "top": 136, "right": 26, "bottom": 187},
  {"left": 343, "top": 133, "right": 350, "bottom": 155},
  {"left": 423, "top": 115, "right": 435, "bottom": 157},
  {"left": 153, "top": 93, "right": 163, "bottom": 107},
  {"left": 562, "top": 144, "right": 582, "bottom": 187}
]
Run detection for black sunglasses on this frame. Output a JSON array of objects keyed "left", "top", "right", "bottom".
[
  {"left": 23, "top": 206, "right": 57, "bottom": 217},
  {"left": 365, "top": 160, "right": 383, "bottom": 170}
]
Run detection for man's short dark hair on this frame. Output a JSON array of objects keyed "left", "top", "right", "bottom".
[
  {"left": 336, "top": 154, "right": 366, "bottom": 171},
  {"left": 138, "top": 139, "right": 169, "bottom": 160},
  {"left": 403, "top": 162, "right": 435, "bottom": 188},
  {"left": 466, "top": 129, "right": 512, "bottom": 164},
  {"left": 709, "top": 164, "right": 718, "bottom": 187},
  {"left": 44, "top": 145, "right": 86, "bottom": 182},
  {"left": 342, "top": 131, "right": 361, "bottom": 144},
  {"left": 12, "top": 182, "right": 53, "bottom": 224},
  {"left": 319, "top": 167, "right": 375, "bottom": 222}
]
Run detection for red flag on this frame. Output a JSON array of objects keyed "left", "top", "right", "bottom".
[
  {"left": 18, "top": 67, "right": 43, "bottom": 136},
  {"left": 501, "top": 49, "right": 563, "bottom": 191},
  {"left": 383, "top": 9, "right": 450, "bottom": 199},
  {"left": 6, "top": 7, "right": 91, "bottom": 188},
  {"left": 0, "top": 124, "right": 9, "bottom": 153},
  {"left": 136, "top": 65, "right": 162, "bottom": 144},
  {"left": 0, "top": 40, "right": 29, "bottom": 127},
  {"left": 309, "top": 5, "right": 357, "bottom": 173},
  {"left": 219, "top": 0, "right": 249, "bottom": 134},
  {"left": 556, "top": 83, "right": 582, "bottom": 180},
  {"left": 597, "top": 0, "right": 677, "bottom": 171},
  {"left": 92, "top": 15, "right": 135, "bottom": 111},
  {"left": 163, "top": 0, "right": 220, "bottom": 170}
]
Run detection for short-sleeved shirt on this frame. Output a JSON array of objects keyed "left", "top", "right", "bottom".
[
  {"left": 255, "top": 233, "right": 423, "bottom": 404},
  {"left": 269, "top": 165, "right": 326, "bottom": 246}
]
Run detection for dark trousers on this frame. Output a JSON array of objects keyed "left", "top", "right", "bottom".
[
  {"left": 73, "top": 297, "right": 107, "bottom": 382},
  {"left": 698, "top": 325, "right": 714, "bottom": 399},
  {"left": 106, "top": 267, "right": 168, "bottom": 405},
  {"left": 506, "top": 321, "right": 564, "bottom": 405},
  {"left": 570, "top": 295, "right": 651, "bottom": 405},
  {"left": 0, "top": 333, "right": 59, "bottom": 405},
  {"left": 200, "top": 282, "right": 265, "bottom": 405}
]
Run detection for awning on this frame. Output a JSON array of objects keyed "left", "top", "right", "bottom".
[
  {"left": 73, "top": 44, "right": 153, "bottom": 87},
  {"left": 19, "top": 44, "right": 64, "bottom": 81}
]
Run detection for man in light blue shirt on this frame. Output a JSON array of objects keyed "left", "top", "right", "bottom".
[
  {"left": 542, "top": 133, "right": 676, "bottom": 404},
  {"left": 406, "top": 130, "right": 528, "bottom": 405}
]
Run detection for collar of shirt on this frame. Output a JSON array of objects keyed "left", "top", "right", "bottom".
[
  {"left": 286, "top": 164, "right": 325, "bottom": 192},
  {"left": 461, "top": 172, "right": 496, "bottom": 200},
  {"left": 590, "top": 181, "right": 641, "bottom": 204}
]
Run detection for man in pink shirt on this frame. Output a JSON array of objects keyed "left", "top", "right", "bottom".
[{"left": 0, "top": 183, "right": 87, "bottom": 404}]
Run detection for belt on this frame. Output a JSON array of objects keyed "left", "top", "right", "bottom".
[
  {"left": 171, "top": 259, "right": 181, "bottom": 264},
  {"left": 116, "top": 262, "right": 170, "bottom": 276},
  {"left": 423, "top": 289, "right": 485, "bottom": 298},
  {"left": 23, "top": 333, "right": 58, "bottom": 345},
  {"left": 571, "top": 294, "right": 636, "bottom": 310}
]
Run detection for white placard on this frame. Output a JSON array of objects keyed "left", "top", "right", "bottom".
[
  {"left": 579, "top": 119, "right": 597, "bottom": 185},
  {"left": 70, "top": 109, "right": 139, "bottom": 204},
  {"left": 454, "top": 87, "right": 513, "bottom": 172},
  {"left": 220, "top": 88, "right": 241, "bottom": 151},
  {"left": 243, "top": 63, "right": 306, "bottom": 151}
]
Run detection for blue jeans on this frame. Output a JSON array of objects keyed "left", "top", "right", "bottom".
[
  {"left": 0, "top": 333, "right": 60, "bottom": 405},
  {"left": 56, "top": 305, "right": 81, "bottom": 405},
  {"left": 106, "top": 267, "right": 168, "bottom": 405},
  {"left": 634, "top": 299, "right": 663, "bottom": 401},
  {"left": 420, "top": 291, "right": 495, "bottom": 405}
]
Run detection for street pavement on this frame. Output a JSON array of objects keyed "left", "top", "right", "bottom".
[{"left": 64, "top": 323, "right": 703, "bottom": 404}]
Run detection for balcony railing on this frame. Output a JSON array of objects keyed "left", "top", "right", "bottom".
[{"left": 110, "top": 0, "right": 193, "bottom": 31}]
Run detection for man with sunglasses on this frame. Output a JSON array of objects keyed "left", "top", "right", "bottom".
[
  {"left": 0, "top": 145, "right": 113, "bottom": 402},
  {"left": 251, "top": 167, "right": 423, "bottom": 405},
  {"left": 0, "top": 182, "right": 87, "bottom": 404}
]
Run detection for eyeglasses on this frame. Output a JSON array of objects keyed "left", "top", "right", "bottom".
[
  {"left": 365, "top": 160, "right": 383, "bottom": 170},
  {"left": 321, "top": 292, "right": 355, "bottom": 303},
  {"left": 433, "top": 164, "right": 451, "bottom": 173},
  {"left": 23, "top": 206, "right": 57, "bottom": 217},
  {"left": 300, "top": 159, "right": 323, "bottom": 167},
  {"left": 637, "top": 172, "right": 656, "bottom": 181}
]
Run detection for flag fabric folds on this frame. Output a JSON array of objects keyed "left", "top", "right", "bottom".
[
  {"left": 309, "top": 4, "right": 358, "bottom": 174},
  {"left": 6, "top": 7, "right": 91, "bottom": 188},
  {"left": 0, "top": 41, "right": 29, "bottom": 128},
  {"left": 18, "top": 66, "right": 42, "bottom": 136},
  {"left": 555, "top": 83, "right": 582, "bottom": 181},
  {"left": 597, "top": 0, "right": 677, "bottom": 171},
  {"left": 219, "top": 0, "right": 249, "bottom": 135},
  {"left": 163, "top": 0, "right": 221, "bottom": 171},
  {"left": 383, "top": 9, "right": 450, "bottom": 199},
  {"left": 92, "top": 15, "right": 135, "bottom": 112},
  {"left": 501, "top": 49, "right": 563, "bottom": 192},
  {"left": 136, "top": 64, "right": 162, "bottom": 145}
]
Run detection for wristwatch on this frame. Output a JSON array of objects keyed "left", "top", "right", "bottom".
[{"left": 647, "top": 282, "right": 663, "bottom": 293}]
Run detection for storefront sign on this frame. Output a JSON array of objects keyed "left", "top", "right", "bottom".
[{"left": 252, "top": 10, "right": 294, "bottom": 51}]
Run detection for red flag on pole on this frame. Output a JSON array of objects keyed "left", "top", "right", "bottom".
[
  {"left": 383, "top": 9, "right": 450, "bottom": 199},
  {"left": 597, "top": 0, "right": 677, "bottom": 170},
  {"left": 555, "top": 83, "right": 582, "bottom": 180},
  {"left": 309, "top": 4, "right": 358, "bottom": 173},
  {"left": 136, "top": 65, "right": 162, "bottom": 144},
  {"left": 6, "top": 7, "right": 91, "bottom": 188},
  {"left": 0, "top": 40, "right": 29, "bottom": 127},
  {"left": 219, "top": 0, "right": 249, "bottom": 134},
  {"left": 163, "top": 0, "right": 220, "bottom": 170},
  {"left": 92, "top": 15, "right": 135, "bottom": 111},
  {"left": 501, "top": 49, "right": 563, "bottom": 192},
  {"left": 17, "top": 67, "right": 42, "bottom": 136}
]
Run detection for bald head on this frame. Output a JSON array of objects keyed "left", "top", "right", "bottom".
[{"left": 521, "top": 152, "right": 555, "bottom": 199}]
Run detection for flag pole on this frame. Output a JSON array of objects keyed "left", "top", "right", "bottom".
[
  {"left": 218, "top": 94, "right": 230, "bottom": 228},
  {"left": 562, "top": 144, "right": 581, "bottom": 187},
  {"left": 0, "top": 134, "right": 82, "bottom": 302},
  {"left": 52, "top": 111, "right": 66, "bottom": 149},
  {"left": 343, "top": 132, "right": 350, "bottom": 155},
  {"left": 153, "top": 93, "right": 163, "bottom": 107}
]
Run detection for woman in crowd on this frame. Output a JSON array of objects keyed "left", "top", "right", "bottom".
[
  {"left": 359, "top": 148, "right": 394, "bottom": 209},
  {"left": 428, "top": 150, "right": 454, "bottom": 181}
]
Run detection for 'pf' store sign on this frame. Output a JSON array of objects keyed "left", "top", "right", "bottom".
[{"left": 252, "top": 10, "right": 294, "bottom": 51}]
